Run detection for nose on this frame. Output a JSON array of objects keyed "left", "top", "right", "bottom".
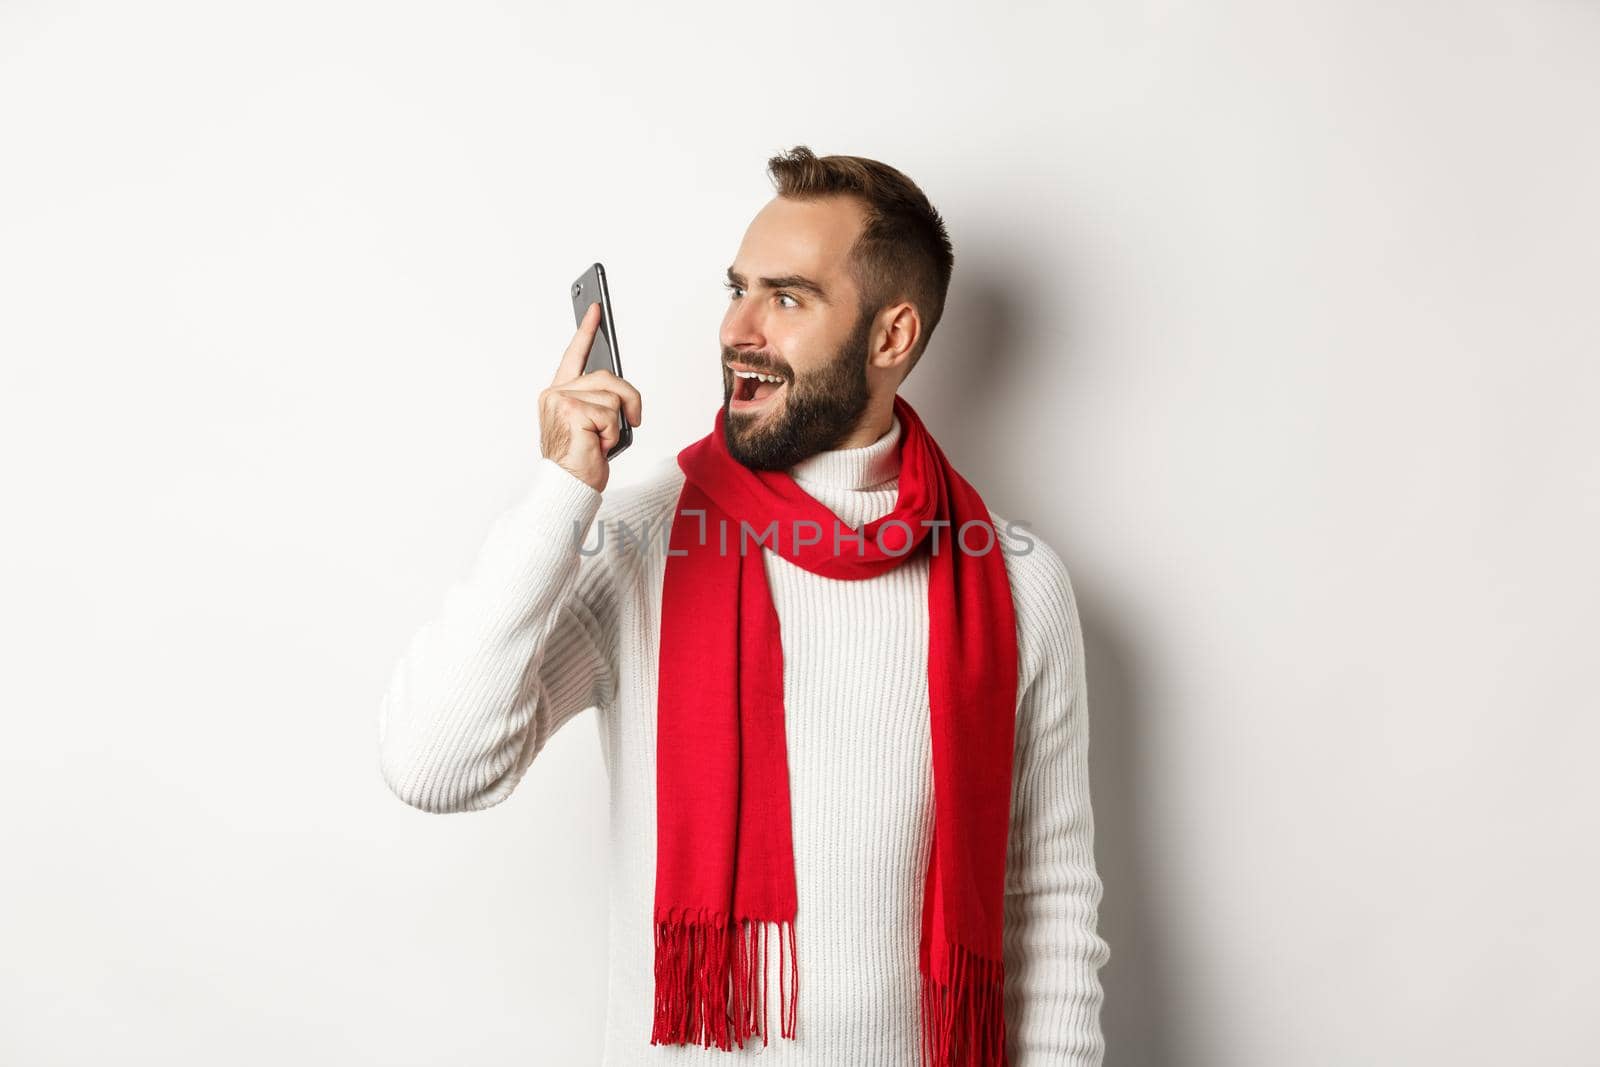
[{"left": 720, "top": 292, "right": 765, "bottom": 352}]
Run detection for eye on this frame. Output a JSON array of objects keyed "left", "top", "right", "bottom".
[{"left": 723, "top": 282, "right": 800, "bottom": 308}]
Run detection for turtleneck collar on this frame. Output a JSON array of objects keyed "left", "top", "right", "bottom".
[{"left": 787, "top": 412, "right": 902, "bottom": 491}]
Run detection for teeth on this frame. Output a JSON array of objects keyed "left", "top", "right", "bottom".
[{"left": 733, "top": 370, "right": 784, "bottom": 384}]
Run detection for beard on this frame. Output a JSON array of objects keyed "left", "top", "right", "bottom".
[{"left": 720, "top": 307, "right": 874, "bottom": 471}]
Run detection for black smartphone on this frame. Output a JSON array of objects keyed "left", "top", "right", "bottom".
[{"left": 569, "top": 261, "right": 632, "bottom": 460}]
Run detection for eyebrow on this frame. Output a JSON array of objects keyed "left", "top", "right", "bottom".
[{"left": 725, "top": 266, "right": 830, "bottom": 304}]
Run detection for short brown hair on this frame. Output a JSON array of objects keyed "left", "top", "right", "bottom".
[{"left": 765, "top": 145, "right": 954, "bottom": 372}]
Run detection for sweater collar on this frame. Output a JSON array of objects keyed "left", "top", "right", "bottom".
[{"left": 786, "top": 412, "right": 902, "bottom": 491}]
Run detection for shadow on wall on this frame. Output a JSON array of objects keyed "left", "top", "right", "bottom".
[
  {"left": 905, "top": 253, "right": 1180, "bottom": 1066},
  {"left": 1079, "top": 598, "right": 1179, "bottom": 1067}
]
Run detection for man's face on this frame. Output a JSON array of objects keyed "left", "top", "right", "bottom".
[{"left": 720, "top": 195, "right": 876, "bottom": 470}]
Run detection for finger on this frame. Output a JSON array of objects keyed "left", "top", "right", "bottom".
[
  {"left": 549, "top": 391, "right": 624, "bottom": 443},
  {"left": 551, "top": 387, "right": 629, "bottom": 417},
  {"left": 552, "top": 301, "right": 603, "bottom": 387},
  {"left": 573, "top": 367, "right": 643, "bottom": 427},
  {"left": 568, "top": 395, "right": 624, "bottom": 448}
]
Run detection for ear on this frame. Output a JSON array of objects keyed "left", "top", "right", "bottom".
[{"left": 868, "top": 300, "right": 921, "bottom": 377}]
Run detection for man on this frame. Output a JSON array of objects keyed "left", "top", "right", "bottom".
[{"left": 378, "top": 145, "right": 1111, "bottom": 1065}]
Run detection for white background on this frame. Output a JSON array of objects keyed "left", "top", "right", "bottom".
[{"left": 3, "top": 2, "right": 1596, "bottom": 1064}]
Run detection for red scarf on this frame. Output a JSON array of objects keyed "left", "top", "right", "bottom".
[{"left": 651, "top": 394, "right": 1019, "bottom": 1066}]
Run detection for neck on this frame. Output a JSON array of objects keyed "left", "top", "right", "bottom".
[
  {"left": 828, "top": 396, "right": 896, "bottom": 451},
  {"left": 787, "top": 409, "right": 902, "bottom": 492}
]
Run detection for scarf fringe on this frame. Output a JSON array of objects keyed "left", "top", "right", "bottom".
[
  {"left": 919, "top": 940, "right": 1008, "bottom": 1067},
  {"left": 650, "top": 907, "right": 798, "bottom": 1050}
]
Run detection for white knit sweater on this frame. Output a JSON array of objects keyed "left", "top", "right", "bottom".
[{"left": 377, "top": 412, "right": 1111, "bottom": 1065}]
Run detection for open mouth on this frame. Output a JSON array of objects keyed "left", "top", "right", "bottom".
[{"left": 730, "top": 367, "right": 787, "bottom": 409}]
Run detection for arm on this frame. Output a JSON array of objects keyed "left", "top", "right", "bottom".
[
  {"left": 376, "top": 457, "right": 613, "bottom": 813},
  {"left": 1002, "top": 546, "right": 1112, "bottom": 1065}
]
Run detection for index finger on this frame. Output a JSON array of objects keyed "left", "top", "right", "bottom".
[{"left": 552, "top": 301, "right": 603, "bottom": 387}]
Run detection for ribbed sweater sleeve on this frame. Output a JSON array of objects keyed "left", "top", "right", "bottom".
[
  {"left": 377, "top": 457, "right": 612, "bottom": 813},
  {"left": 1002, "top": 539, "right": 1113, "bottom": 1065}
]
